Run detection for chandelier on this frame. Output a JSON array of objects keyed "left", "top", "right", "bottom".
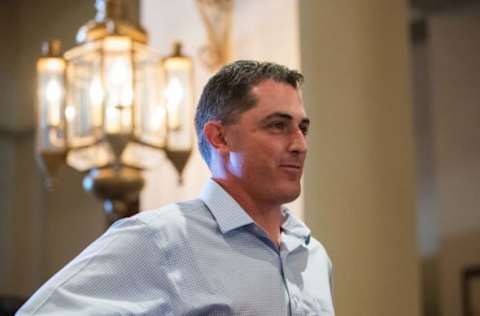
[{"left": 35, "top": 0, "right": 194, "bottom": 224}]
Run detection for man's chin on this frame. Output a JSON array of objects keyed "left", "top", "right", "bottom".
[{"left": 278, "top": 185, "right": 301, "bottom": 204}]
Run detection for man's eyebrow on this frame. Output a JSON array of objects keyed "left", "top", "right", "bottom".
[{"left": 260, "top": 112, "right": 310, "bottom": 125}]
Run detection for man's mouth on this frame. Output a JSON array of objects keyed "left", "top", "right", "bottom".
[
  {"left": 279, "top": 164, "right": 303, "bottom": 172},
  {"left": 280, "top": 164, "right": 301, "bottom": 168}
]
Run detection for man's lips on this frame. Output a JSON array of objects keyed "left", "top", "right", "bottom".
[
  {"left": 280, "top": 164, "right": 302, "bottom": 169},
  {"left": 279, "top": 164, "right": 303, "bottom": 172}
]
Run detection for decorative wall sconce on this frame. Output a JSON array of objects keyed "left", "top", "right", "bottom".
[
  {"left": 36, "top": 0, "right": 195, "bottom": 224},
  {"left": 196, "top": 0, "right": 233, "bottom": 71}
]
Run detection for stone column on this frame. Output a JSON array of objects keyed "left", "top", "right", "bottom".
[{"left": 299, "top": 1, "right": 421, "bottom": 315}]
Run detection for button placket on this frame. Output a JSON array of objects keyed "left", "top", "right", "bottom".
[
  {"left": 291, "top": 295, "right": 298, "bottom": 309},
  {"left": 280, "top": 242, "right": 302, "bottom": 316}
]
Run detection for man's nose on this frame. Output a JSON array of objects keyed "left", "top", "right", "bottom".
[{"left": 288, "top": 128, "right": 308, "bottom": 154}]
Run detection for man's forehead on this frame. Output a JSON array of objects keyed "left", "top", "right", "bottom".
[
  {"left": 248, "top": 81, "right": 306, "bottom": 113},
  {"left": 250, "top": 79, "right": 301, "bottom": 96}
]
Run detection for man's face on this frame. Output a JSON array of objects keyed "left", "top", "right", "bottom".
[{"left": 223, "top": 79, "right": 309, "bottom": 206}]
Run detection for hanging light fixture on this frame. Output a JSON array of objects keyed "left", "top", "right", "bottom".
[{"left": 36, "top": 0, "right": 194, "bottom": 224}]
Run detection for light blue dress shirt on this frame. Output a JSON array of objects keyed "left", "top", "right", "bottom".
[{"left": 17, "top": 179, "right": 334, "bottom": 315}]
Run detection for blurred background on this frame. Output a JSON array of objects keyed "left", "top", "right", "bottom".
[{"left": 1, "top": 0, "right": 480, "bottom": 315}]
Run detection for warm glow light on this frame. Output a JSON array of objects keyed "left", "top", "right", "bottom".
[
  {"left": 65, "top": 106, "right": 76, "bottom": 121},
  {"left": 150, "top": 105, "right": 166, "bottom": 131},
  {"left": 41, "top": 58, "right": 65, "bottom": 72},
  {"left": 104, "top": 54, "right": 133, "bottom": 134},
  {"left": 110, "top": 60, "right": 130, "bottom": 86},
  {"left": 46, "top": 80, "right": 63, "bottom": 104},
  {"left": 45, "top": 79, "right": 63, "bottom": 126},
  {"left": 104, "top": 36, "right": 131, "bottom": 51},
  {"left": 164, "top": 78, "right": 184, "bottom": 129},
  {"left": 89, "top": 77, "right": 103, "bottom": 126},
  {"left": 120, "top": 87, "right": 133, "bottom": 106},
  {"left": 89, "top": 77, "right": 103, "bottom": 105},
  {"left": 106, "top": 58, "right": 133, "bottom": 107},
  {"left": 105, "top": 105, "right": 131, "bottom": 134},
  {"left": 106, "top": 106, "right": 120, "bottom": 133},
  {"left": 121, "top": 108, "right": 132, "bottom": 129}
]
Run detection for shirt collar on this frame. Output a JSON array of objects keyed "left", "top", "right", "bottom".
[
  {"left": 281, "top": 207, "right": 312, "bottom": 245},
  {"left": 200, "top": 178, "right": 254, "bottom": 234},
  {"left": 200, "top": 178, "right": 312, "bottom": 244}
]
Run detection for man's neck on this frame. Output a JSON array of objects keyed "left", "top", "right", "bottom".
[{"left": 213, "top": 177, "right": 284, "bottom": 246}]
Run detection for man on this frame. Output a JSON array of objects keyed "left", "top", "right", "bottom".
[{"left": 18, "top": 60, "right": 334, "bottom": 315}]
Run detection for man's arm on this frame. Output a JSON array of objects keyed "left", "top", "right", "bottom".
[{"left": 16, "top": 217, "right": 173, "bottom": 316}]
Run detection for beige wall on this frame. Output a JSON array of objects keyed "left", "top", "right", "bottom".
[{"left": 299, "top": 1, "right": 421, "bottom": 315}]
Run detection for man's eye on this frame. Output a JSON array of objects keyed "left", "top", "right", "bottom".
[
  {"left": 300, "top": 125, "right": 309, "bottom": 135},
  {"left": 268, "top": 121, "right": 287, "bottom": 131}
]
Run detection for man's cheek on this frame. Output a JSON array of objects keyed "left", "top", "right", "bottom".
[{"left": 229, "top": 153, "right": 246, "bottom": 177}]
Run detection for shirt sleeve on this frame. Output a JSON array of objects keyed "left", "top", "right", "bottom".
[
  {"left": 327, "top": 254, "right": 335, "bottom": 308},
  {"left": 16, "top": 217, "right": 175, "bottom": 316}
]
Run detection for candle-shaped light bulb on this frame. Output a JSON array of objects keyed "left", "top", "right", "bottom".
[
  {"left": 89, "top": 77, "right": 104, "bottom": 126},
  {"left": 165, "top": 77, "right": 184, "bottom": 129},
  {"left": 45, "top": 79, "right": 64, "bottom": 126}
]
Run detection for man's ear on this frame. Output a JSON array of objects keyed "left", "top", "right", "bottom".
[{"left": 203, "top": 121, "right": 229, "bottom": 154}]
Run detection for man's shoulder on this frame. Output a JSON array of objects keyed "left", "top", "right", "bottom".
[
  {"left": 306, "top": 236, "right": 333, "bottom": 268},
  {"left": 123, "top": 199, "right": 213, "bottom": 238},
  {"left": 70, "top": 199, "right": 212, "bottom": 266},
  {"left": 134, "top": 199, "right": 207, "bottom": 225},
  {"left": 308, "top": 236, "right": 329, "bottom": 255}
]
